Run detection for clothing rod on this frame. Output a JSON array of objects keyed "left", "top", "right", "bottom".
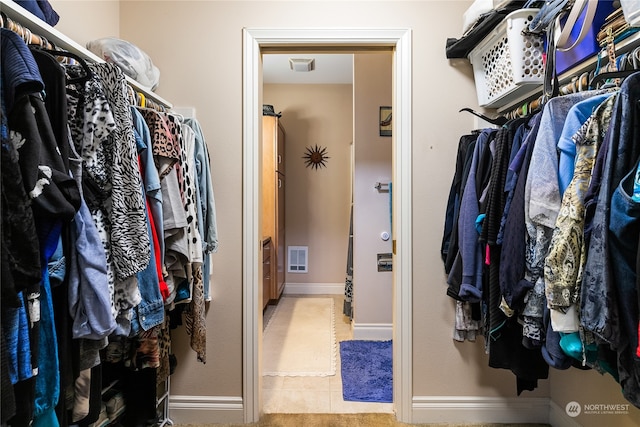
[
  {"left": 0, "top": 0, "right": 172, "bottom": 109},
  {"left": 501, "top": 73, "right": 591, "bottom": 120},
  {"left": 497, "top": 32, "right": 640, "bottom": 115},
  {"left": 500, "top": 44, "right": 640, "bottom": 120}
]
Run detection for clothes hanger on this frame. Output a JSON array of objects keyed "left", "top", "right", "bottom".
[
  {"left": 170, "top": 111, "right": 185, "bottom": 122},
  {"left": 589, "top": 69, "right": 639, "bottom": 89},
  {"left": 458, "top": 107, "right": 508, "bottom": 126},
  {"left": 136, "top": 91, "right": 147, "bottom": 108},
  {"left": 30, "top": 46, "right": 93, "bottom": 85}
]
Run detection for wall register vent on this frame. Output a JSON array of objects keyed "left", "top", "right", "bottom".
[{"left": 288, "top": 246, "right": 308, "bottom": 273}]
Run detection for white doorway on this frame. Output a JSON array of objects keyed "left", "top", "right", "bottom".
[
  {"left": 242, "top": 28, "right": 414, "bottom": 424},
  {"left": 261, "top": 51, "right": 391, "bottom": 413}
]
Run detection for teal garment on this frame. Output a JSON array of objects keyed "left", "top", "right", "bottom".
[
  {"left": 30, "top": 196, "right": 73, "bottom": 425},
  {"left": 633, "top": 164, "right": 640, "bottom": 202},
  {"left": 31, "top": 408, "right": 58, "bottom": 427},
  {"left": 559, "top": 332, "right": 618, "bottom": 379}
]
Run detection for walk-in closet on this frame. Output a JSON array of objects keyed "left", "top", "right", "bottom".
[{"left": 2, "top": 2, "right": 640, "bottom": 427}]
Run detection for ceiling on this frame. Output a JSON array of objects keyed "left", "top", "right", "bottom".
[{"left": 262, "top": 53, "right": 354, "bottom": 84}]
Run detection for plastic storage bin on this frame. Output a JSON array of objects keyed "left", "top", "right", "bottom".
[{"left": 468, "top": 8, "right": 544, "bottom": 108}]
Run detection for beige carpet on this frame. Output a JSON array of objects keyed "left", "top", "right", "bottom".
[
  {"left": 263, "top": 297, "right": 336, "bottom": 376},
  {"left": 174, "top": 413, "right": 551, "bottom": 427}
]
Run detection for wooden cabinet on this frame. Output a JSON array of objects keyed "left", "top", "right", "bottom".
[{"left": 262, "top": 115, "right": 286, "bottom": 303}]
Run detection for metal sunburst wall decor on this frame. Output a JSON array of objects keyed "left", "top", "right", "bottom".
[{"left": 303, "top": 144, "right": 330, "bottom": 170}]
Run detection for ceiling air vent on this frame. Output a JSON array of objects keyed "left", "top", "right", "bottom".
[{"left": 289, "top": 58, "right": 315, "bottom": 72}]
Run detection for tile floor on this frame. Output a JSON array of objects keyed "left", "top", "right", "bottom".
[{"left": 262, "top": 295, "right": 394, "bottom": 414}]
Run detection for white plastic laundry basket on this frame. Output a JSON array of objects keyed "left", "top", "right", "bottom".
[{"left": 469, "top": 8, "right": 544, "bottom": 108}]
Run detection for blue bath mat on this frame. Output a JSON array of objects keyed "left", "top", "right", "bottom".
[{"left": 339, "top": 340, "right": 392, "bottom": 402}]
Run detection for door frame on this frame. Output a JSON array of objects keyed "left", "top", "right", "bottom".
[{"left": 242, "top": 27, "right": 413, "bottom": 423}]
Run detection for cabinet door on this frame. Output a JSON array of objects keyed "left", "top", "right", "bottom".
[
  {"left": 276, "top": 172, "right": 285, "bottom": 298},
  {"left": 276, "top": 120, "right": 285, "bottom": 174}
]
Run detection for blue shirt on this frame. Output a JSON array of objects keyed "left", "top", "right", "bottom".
[{"left": 557, "top": 92, "right": 614, "bottom": 196}]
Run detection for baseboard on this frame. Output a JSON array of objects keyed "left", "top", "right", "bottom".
[
  {"left": 169, "top": 394, "right": 556, "bottom": 425},
  {"left": 169, "top": 395, "right": 243, "bottom": 424},
  {"left": 549, "top": 399, "right": 583, "bottom": 427},
  {"left": 352, "top": 323, "right": 393, "bottom": 340},
  {"left": 283, "top": 282, "right": 344, "bottom": 295},
  {"left": 411, "top": 396, "right": 550, "bottom": 424}
]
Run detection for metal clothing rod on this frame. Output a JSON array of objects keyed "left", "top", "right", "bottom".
[
  {"left": 501, "top": 73, "right": 590, "bottom": 121},
  {"left": 501, "top": 60, "right": 640, "bottom": 121},
  {"left": 0, "top": 0, "right": 173, "bottom": 109}
]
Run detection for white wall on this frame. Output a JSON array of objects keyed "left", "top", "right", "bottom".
[
  {"left": 51, "top": 0, "right": 119, "bottom": 43},
  {"left": 352, "top": 53, "right": 393, "bottom": 335}
]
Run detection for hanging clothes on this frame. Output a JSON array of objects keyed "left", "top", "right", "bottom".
[
  {"left": 448, "top": 128, "right": 497, "bottom": 303},
  {"left": 544, "top": 95, "right": 617, "bottom": 321},
  {"left": 441, "top": 71, "right": 640, "bottom": 408},
  {"left": 88, "top": 63, "right": 150, "bottom": 338},
  {"left": 441, "top": 133, "right": 477, "bottom": 273},
  {"left": 580, "top": 73, "right": 640, "bottom": 407},
  {"left": 170, "top": 114, "right": 206, "bottom": 363},
  {"left": 1, "top": 18, "right": 218, "bottom": 425},
  {"left": 2, "top": 28, "right": 84, "bottom": 427},
  {"left": 182, "top": 117, "right": 219, "bottom": 301}
]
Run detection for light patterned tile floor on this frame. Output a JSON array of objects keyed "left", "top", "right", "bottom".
[{"left": 262, "top": 295, "right": 394, "bottom": 414}]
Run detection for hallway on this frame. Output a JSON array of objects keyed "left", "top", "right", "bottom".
[{"left": 262, "top": 295, "right": 393, "bottom": 414}]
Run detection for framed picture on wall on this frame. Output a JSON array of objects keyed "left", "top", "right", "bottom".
[{"left": 379, "top": 106, "right": 392, "bottom": 137}]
